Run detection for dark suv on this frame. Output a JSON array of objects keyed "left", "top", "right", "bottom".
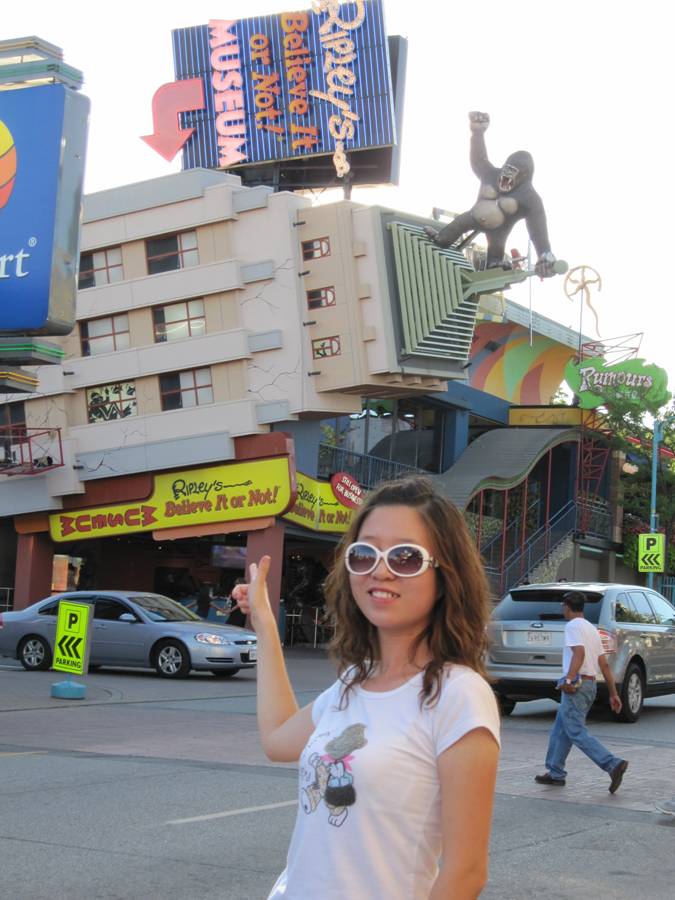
[{"left": 486, "top": 582, "right": 675, "bottom": 722}]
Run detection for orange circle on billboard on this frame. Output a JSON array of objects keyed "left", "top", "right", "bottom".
[{"left": 0, "top": 120, "right": 17, "bottom": 209}]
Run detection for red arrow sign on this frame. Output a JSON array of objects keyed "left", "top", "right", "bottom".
[{"left": 141, "top": 78, "right": 206, "bottom": 162}]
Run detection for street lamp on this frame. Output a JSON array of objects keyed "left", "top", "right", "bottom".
[{"left": 648, "top": 413, "right": 675, "bottom": 589}]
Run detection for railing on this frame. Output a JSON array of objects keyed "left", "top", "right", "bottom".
[
  {"left": 0, "top": 587, "right": 13, "bottom": 612},
  {"left": 577, "top": 498, "right": 613, "bottom": 540},
  {"left": 479, "top": 497, "right": 542, "bottom": 571},
  {"left": 485, "top": 500, "right": 578, "bottom": 597},
  {"left": 0, "top": 426, "right": 64, "bottom": 476},
  {"left": 317, "top": 443, "right": 423, "bottom": 490},
  {"left": 655, "top": 576, "right": 675, "bottom": 605}
]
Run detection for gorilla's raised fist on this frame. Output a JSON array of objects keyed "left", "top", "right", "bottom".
[{"left": 469, "top": 111, "right": 490, "bottom": 132}]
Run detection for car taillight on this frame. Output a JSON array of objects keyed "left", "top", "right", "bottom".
[
  {"left": 598, "top": 628, "right": 617, "bottom": 653},
  {"left": 0, "top": 614, "right": 4, "bottom": 629}
]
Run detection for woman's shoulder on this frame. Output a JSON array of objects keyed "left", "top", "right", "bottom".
[{"left": 442, "top": 662, "right": 489, "bottom": 684}]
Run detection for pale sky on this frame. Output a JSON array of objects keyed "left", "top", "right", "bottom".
[{"left": 6, "top": 0, "right": 673, "bottom": 397}]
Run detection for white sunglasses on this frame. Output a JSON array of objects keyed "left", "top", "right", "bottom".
[{"left": 344, "top": 542, "right": 438, "bottom": 578}]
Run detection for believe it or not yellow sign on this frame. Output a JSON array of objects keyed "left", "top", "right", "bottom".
[
  {"left": 53, "top": 601, "right": 92, "bottom": 675},
  {"left": 638, "top": 533, "right": 665, "bottom": 573},
  {"left": 284, "top": 472, "right": 355, "bottom": 533},
  {"left": 508, "top": 406, "right": 584, "bottom": 427},
  {"left": 49, "top": 457, "right": 294, "bottom": 542}
]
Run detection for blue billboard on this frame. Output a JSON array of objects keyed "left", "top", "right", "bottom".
[
  {"left": 0, "top": 83, "right": 89, "bottom": 333},
  {"left": 173, "top": 0, "right": 396, "bottom": 180}
]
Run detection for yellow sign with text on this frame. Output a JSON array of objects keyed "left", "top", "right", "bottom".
[
  {"left": 49, "top": 458, "right": 294, "bottom": 542},
  {"left": 53, "top": 601, "right": 92, "bottom": 675},
  {"left": 638, "top": 533, "right": 665, "bottom": 573},
  {"left": 283, "top": 472, "right": 355, "bottom": 533}
]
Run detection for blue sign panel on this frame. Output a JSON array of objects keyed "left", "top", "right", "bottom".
[
  {"left": 173, "top": 0, "right": 395, "bottom": 178},
  {"left": 0, "top": 84, "right": 88, "bottom": 333}
]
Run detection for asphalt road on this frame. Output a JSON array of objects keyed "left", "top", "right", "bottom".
[{"left": 1, "top": 653, "right": 674, "bottom": 900}]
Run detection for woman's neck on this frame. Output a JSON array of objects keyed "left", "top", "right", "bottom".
[{"left": 374, "top": 630, "right": 430, "bottom": 678}]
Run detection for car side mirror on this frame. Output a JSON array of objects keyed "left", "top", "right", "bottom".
[{"left": 119, "top": 613, "right": 137, "bottom": 623}]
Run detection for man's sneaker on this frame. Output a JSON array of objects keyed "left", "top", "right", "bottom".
[
  {"left": 655, "top": 799, "right": 675, "bottom": 816},
  {"left": 534, "top": 773, "right": 566, "bottom": 786},
  {"left": 609, "top": 760, "right": 628, "bottom": 794}
]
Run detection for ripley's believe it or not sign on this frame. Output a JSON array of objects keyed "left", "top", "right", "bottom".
[
  {"left": 49, "top": 459, "right": 362, "bottom": 541},
  {"left": 565, "top": 358, "right": 671, "bottom": 412},
  {"left": 172, "top": 1, "right": 395, "bottom": 178}
]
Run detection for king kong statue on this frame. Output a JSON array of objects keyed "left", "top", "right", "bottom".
[{"left": 424, "top": 112, "right": 558, "bottom": 278}]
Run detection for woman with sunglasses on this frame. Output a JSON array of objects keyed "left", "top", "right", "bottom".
[{"left": 232, "top": 475, "right": 500, "bottom": 899}]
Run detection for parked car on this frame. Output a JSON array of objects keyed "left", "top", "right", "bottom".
[
  {"left": 486, "top": 582, "right": 675, "bottom": 722},
  {"left": 0, "top": 591, "right": 257, "bottom": 679}
]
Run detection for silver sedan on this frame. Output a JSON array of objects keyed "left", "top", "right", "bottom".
[{"left": 0, "top": 590, "right": 257, "bottom": 678}]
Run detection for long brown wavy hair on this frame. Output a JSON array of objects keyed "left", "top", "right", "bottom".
[{"left": 324, "top": 475, "right": 491, "bottom": 707}]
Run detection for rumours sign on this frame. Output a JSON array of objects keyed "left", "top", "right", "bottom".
[{"left": 564, "top": 357, "right": 671, "bottom": 412}]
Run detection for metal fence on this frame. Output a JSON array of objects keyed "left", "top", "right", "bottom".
[
  {"left": 317, "top": 443, "right": 423, "bottom": 490},
  {"left": 485, "top": 500, "right": 578, "bottom": 597},
  {"left": 656, "top": 576, "right": 675, "bottom": 605}
]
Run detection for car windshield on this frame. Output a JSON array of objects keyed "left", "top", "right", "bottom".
[
  {"left": 492, "top": 588, "right": 604, "bottom": 624},
  {"left": 129, "top": 594, "right": 202, "bottom": 623}
]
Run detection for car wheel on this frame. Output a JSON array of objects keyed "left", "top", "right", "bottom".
[
  {"left": 153, "top": 640, "right": 191, "bottom": 678},
  {"left": 496, "top": 694, "right": 516, "bottom": 716},
  {"left": 211, "top": 668, "right": 241, "bottom": 678},
  {"left": 18, "top": 635, "right": 52, "bottom": 671},
  {"left": 616, "top": 662, "right": 644, "bottom": 723}
]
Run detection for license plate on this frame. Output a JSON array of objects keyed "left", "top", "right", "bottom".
[
  {"left": 526, "top": 631, "right": 551, "bottom": 645},
  {"left": 248, "top": 647, "right": 257, "bottom": 661}
]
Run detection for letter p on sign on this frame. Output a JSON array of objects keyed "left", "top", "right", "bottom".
[{"left": 638, "top": 533, "right": 665, "bottom": 573}]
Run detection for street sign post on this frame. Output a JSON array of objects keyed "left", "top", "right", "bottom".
[
  {"left": 638, "top": 533, "right": 665, "bottom": 574},
  {"left": 51, "top": 601, "right": 93, "bottom": 699}
]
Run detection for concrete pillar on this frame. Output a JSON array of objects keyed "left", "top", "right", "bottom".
[
  {"left": 14, "top": 532, "right": 53, "bottom": 610},
  {"left": 246, "top": 519, "right": 285, "bottom": 621}
]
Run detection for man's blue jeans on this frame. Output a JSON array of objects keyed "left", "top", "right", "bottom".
[{"left": 545, "top": 680, "right": 622, "bottom": 780}]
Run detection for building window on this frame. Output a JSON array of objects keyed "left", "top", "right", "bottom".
[
  {"left": 81, "top": 314, "right": 130, "bottom": 356},
  {"left": 312, "top": 335, "right": 341, "bottom": 359},
  {"left": 302, "top": 237, "right": 331, "bottom": 261},
  {"left": 146, "top": 231, "right": 199, "bottom": 275},
  {"left": 0, "top": 401, "right": 26, "bottom": 464},
  {"left": 0, "top": 400, "right": 26, "bottom": 432},
  {"left": 306, "top": 287, "right": 336, "bottom": 310},
  {"left": 86, "top": 382, "right": 137, "bottom": 424},
  {"left": 153, "top": 299, "right": 206, "bottom": 343},
  {"left": 159, "top": 368, "right": 213, "bottom": 411},
  {"left": 78, "top": 247, "right": 123, "bottom": 290}
]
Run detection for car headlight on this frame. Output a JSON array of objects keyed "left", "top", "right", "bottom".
[{"left": 194, "top": 633, "right": 232, "bottom": 645}]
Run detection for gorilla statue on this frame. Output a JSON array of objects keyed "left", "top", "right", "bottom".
[{"left": 424, "top": 112, "right": 558, "bottom": 278}]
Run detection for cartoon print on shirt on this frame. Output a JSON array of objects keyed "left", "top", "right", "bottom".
[{"left": 301, "top": 723, "right": 367, "bottom": 827}]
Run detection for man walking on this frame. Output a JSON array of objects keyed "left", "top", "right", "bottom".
[{"left": 535, "top": 590, "right": 628, "bottom": 793}]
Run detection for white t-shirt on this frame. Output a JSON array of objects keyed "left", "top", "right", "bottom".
[
  {"left": 563, "top": 617, "right": 605, "bottom": 677},
  {"left": 268, "top": 664, "right": 500, "bottom": 900}
]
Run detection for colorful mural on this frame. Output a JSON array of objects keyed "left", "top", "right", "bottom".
[{"left": 469, "top": 322, "right": 574, "bottom": 404}]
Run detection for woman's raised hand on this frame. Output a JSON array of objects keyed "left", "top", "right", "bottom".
[{"left": 231, "top": 556, "right": 274, "bottom": 633}]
